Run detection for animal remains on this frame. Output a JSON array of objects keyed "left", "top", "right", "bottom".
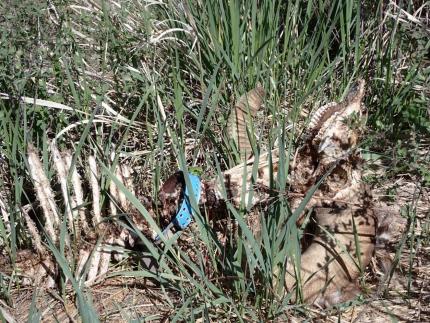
[{"left": 0, "top": 79, "right": 383, "bottom": 307}]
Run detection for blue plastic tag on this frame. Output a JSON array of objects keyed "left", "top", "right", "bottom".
[
  {"left": 173, "top": 173, "right": 201, "bottom": 229},
  {"left": 154, "top": 172, "right": 201, "bottom": 242}
]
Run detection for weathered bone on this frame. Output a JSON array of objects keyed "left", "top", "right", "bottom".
[
  {"left": 51, "top": 143, "right": 75, "bottom": 232},
  {"left": 88, "top": 155, "right": 102, "bottom": 225},
  {"left": 27, "top": 143, "right": 59, "bottom": 242},
  {"left": 21, "top": 205, "right": 45, "bottom": 255},
  {"left": 64, "top": 152, "right": 89, "bottom": 234},
  {"left": 307, "top": 102, "right": 338, "bottom": 133},
  {"left": 5, "top": 145, "right": 137, "bottom": 288}
]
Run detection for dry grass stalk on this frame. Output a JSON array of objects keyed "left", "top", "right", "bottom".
[
  {"left": 109, "top": 152, "right": 119, "bottom": 217},
  {"left": 121, "top": 164, "right": 135, "bottom": 206},
  {"left": 156, "top": 94, "right": 177, "bottom": 166}
]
